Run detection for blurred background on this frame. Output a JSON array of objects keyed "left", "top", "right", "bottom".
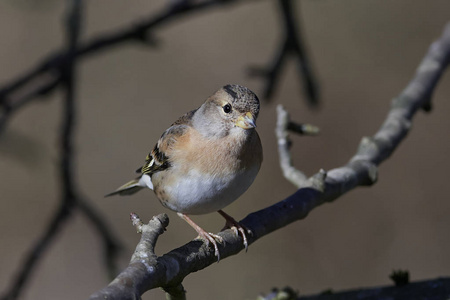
[{"left": 0, "top": 0, "right": 449, "bottom": 299}]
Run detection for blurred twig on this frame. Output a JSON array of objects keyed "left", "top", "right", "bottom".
[
  {"left": 1, "top": 2, "right": 121, "bottom": 299},
  {"left": 0, "top": 73, "right": 59, "bottom": 135},
  {"left": 1, "top": 2, "right": 83, "bottom": 299},
  {"left": 0, "top": 0, "right": 319, "bottom": 133},
  {"left": 89, "top": 22, "right": 450, "bottom": 300},
  {"left": 249, "top": 0, "right": 319, "bottom": 106},
  {"left": 77, "top": 198, "right": 122, "bottom": 279},
  {"left": 0, "top": 0, "right": 233, "bottom": 132}
]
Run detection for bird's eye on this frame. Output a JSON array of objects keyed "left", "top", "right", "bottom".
[{"left": 223, "top": 104, "right": 232, "bottom": 114}]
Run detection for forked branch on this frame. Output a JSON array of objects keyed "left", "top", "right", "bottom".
[{"left": 89, "top": 22, "right": 450, "bottom": 300}]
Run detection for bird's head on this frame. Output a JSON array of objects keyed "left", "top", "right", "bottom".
[{"left": 194, "top": 84, "right": 260, "bottom": 138}]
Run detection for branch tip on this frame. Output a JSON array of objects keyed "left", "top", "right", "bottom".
[
  {"left": 130, "top": 212, "right": 144, "bottom": 233},
  {"left": 287, "top": 121, "right": 320, "bottom": 136},
  {"left": 152, "top": 213, "right": 170, "bottom": 230}
]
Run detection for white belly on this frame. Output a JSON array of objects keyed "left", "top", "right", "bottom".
[{"left": 159, "top": 165, "right": 259, "bottom": 215}]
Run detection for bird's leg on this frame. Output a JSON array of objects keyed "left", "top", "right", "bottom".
[
  {"left": 217, "top": 210, "right": 251, "bottom": 252},
  {"left": 177, "top": 212, "right": 223, "bottom": 261}
]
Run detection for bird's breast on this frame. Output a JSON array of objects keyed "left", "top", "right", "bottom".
[
  {"left": 151, "top": 129, "right": 262, "bottom": 214},
  {"left": 153, "top": 163, "right": 260, "bottom": 214}
]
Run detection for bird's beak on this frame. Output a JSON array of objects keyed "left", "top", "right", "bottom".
[{"left": 235, "top": 112, "right": 256, "bottom": 129}]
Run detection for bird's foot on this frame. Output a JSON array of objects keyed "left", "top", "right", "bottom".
[
  {"left": 177, "top": 212, "right": 223, "bottom": 261},
  {"left": 218, "top": 210, "right": 252, "bottom": 252},
  {"left": 195, "top": 231, "right": 223, "bottom": 261}
]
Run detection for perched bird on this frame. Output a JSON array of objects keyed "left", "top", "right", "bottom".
[{"left": 106, "top": 84, "right": 263, "bottom": 260}]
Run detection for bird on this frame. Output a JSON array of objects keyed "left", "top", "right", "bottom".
[{"left": 106, "top": 84, "right": 263, "bottom": 260}]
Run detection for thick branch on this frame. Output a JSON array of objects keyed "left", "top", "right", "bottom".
[
  {"left": 298, "top": 277, "right": 450, "bottom": 300},
  {"left": 257, "top": 277, "right": 450, "bottom": 300},
  {"left": 89, "top": 22, "right": 450, "bottom": 300}
]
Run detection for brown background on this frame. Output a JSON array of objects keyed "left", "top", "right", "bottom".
[{"left": 1, "top": 1, "right": 450, "bottom": 299}]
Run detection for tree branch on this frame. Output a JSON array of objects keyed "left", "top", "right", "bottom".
[
  {"left": 89, "top": 21, "right": 450, "bottom": 300},
  {"left": 78, "top": 197, "right": 123, "bottom": 279},
  {"left": 0, "top": 74, "right": 60, "bottom": 135},
  {"left": 0, "top": 2, "right": 82, "bottom": 299},
  {"left": 249, "top": 0, "right": 319, "bottom": 105},
  {"left": 256, "top": 277, "right": 450, "bottom": 300},
  {"left": 0, "top": 0, "right": 319, "bottom": 134},
  {"left": 1, "top": 2, "right": 119, "bottom": 299},
  {"left": 0, "top": 0, "right": 237, "bottom": 133},
  {"left": 89, "top": 213, "right": 170, "bottom": 300},
  {"left": 0, "top": 2, "right": 319, "bottom": 299},
  {"left": 275, "top": 104, "right": 319, "bottom": 188},
  {"left": 297, "top": 277, "right": 450, "bottom": 300}
]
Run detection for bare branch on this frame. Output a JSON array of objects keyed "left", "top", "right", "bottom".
[
  {"left": 0, "top": 2, "right": 318, "bottom": 299},
  {"left": 257, "top": 277, "right": 450, "bottom": 299},
  {"left": 276, "top": 103, "right": 321, "bottom": 188},
  {"left": 78, "top": 198, "right": 123, "bottom": 279},
  {"left": 1, "top": 2, "right": 120, "bottom": 299},
  {"left": 249, "top": 0, "right": 319, "bottom": 105},
  {"left": 0, "top": 74, "right": 60, "bottom": 135},
  {"left": 0, "top": 2, "right": 82, "bottom": 299},
  {"left": 89, "top": 22, "right": 450, "bottom": 300},
  {"left": 0, "top": 202, "right": 71, "bottom": 300},
  {"left": 298, "top": 277, "right": 450, "bottom": 300},
  {"left": 0, "top": 0, "right": 243, "bottom": 133},
  {"left": 89, "top": 214, "right": 170, "bottom": 300},
  {"left": 0, "top": 0, "right": 319, "bottom": 133},
  {"left": 1, "top": 2, "right": 316, "bottom": 298},
  {"left": 275, "top": 105, "right": 308, "bottom": 188}
]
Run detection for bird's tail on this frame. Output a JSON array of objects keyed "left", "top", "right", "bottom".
[{"left": 105, "top": 177, "right": 144, "bottom": 197}]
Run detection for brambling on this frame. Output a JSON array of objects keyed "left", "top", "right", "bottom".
[{"left": 107, "top": 84, "right": 263, "bottom": 260}]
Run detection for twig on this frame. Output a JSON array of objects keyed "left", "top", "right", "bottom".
[
  {"left": 129, "top": 213, "right": 186, "bottom": 300},
  {"left": 0, "top": 74, "right": 60, "bottom": 135},
  {"left": 275, "top": 105, "right": 308, "bottom": 188},
  {"left": 2, "top": 3, "right": 92, "bottom": 300},
  {"left": 78, "top": 198, "right": 123, "bottom": 279},
  {"left": 249, "top": 0, "right": 319, "bottom": 105},
  {"left": 89, "top": 22, "right": 450, "bottom": 299},
  {"left": 275, "top": 104, "right": 320, "bottom": 188},
  {"left": 0, "top": 202, "right": 74, "bottom": 300},
  {"left": 0, "top": 0, "right": 241, "bottom": 133},
  {"left": 60, "top": 0, "right": 80, "bottom": 201},
  {"left": 0, "top": 0, "right": 319, "bottom": 134},
  {"left": 89, "top": 213, "right": 170, "bottom": 300}
]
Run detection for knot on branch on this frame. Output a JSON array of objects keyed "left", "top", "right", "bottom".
[
  {"left": 308, "top": 169, "right": 327, "bottom": 192},
  {"left": 348, "top": 160, "right": 378, "bottom": 186}
]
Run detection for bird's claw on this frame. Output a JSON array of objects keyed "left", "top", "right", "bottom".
[
  {"left": 219, "top": 211, "right": 252, "bottom": 252},
  {"left": 195, "top": 232, "right": 223, "bottom": 261},
  {"left": 224, "top": 222, "right": 251, "bottom": 252}
]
